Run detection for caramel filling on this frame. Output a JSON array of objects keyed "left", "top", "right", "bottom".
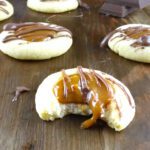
[
  {"left": 53, "top": 67, "right": 113, "bottom": 129},
  {"left": 120, "top": 27, "right": 150, "bottom": 46},
  {"left": 124, "top": 27, "right": 150, "bottom": 39},
  {"left": 3, "top": 24, "right": 57, "bottom": 42},
  {"left": 3, "top": 23, "right": 71, "bottom": 43}
]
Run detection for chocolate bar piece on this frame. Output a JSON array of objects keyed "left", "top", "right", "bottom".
[
  {"left": 100, "top": 0, "right": 150, "bottom": 17},
  {"left": 105, "top": 0, "right": 150, "bottom": 8},
  {"left": 100, "top": 2, "right": 137, "bottom": 17}
]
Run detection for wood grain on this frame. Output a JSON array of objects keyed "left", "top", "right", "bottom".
[{"left": 0, "top": 0, "right": 150, "bottom": 150}]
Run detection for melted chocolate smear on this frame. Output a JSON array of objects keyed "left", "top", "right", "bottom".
[
  {"left": 12, "top": 86, "right": 30, "bottom": 102},
  {"left": 78, "top": 0, "right": 90, "bottom": 10}
]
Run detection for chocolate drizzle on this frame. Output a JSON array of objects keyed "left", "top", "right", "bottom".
[
  {"left": 100, "top": 25, "right": 150, "bottom": 48},
  {"left": 0, "top": 0, "right": 9, "bottom": 15},
  {"left": 106, "top": 77, "right": 135, "bottom": 109},
  {"left": 100, "top": 29, "right": 118, "bottom": 48},
  {"left": 131, "top": 35, "right": 150, "bottom": 47},
  {"left": 53, "top": 67, "right": 119, "bottom": 128},
  {"left": 3, "top": 22, "right": 72, "bottom": 43}
]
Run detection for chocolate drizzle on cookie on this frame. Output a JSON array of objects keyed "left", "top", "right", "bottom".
[
  {"left": 132, "top": 35, "right": 150, "bottom": 47},
  {"left": 106, "top": 77, "right": 135, "bottom": 109},
  {"left": 100, "top": 25, "right": 150, "bottom": 48},
  {"left": 53, "top": 66, "right": 126, "bottom": 129},
  {"left": 100, "top": 29, "right": 119, "bottom": 48},
  {"left": 3, "top": 22, "right": 72, "bottom": 43},
  {"left": 0, "top": 0, "right": 9, "bottom": 15}
]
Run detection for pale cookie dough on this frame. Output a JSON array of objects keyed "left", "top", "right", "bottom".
[
  {"left": 0, "top": 0, "right": 14, "bottom": 21},
  {"left": 0, "top": 22, "right": 73, "bottom": 60},
  {"left": 35, "top": 67, "right": 135, "bottom": 131},
  {"left": 27, "top": 0, "right": 79, "bottom": 13},
  {"left": 102, "top": 24, "right": 150, "bottom": 63}
]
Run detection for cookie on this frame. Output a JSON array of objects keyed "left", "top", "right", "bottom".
[
  {"left": 35, "top": 67, "right": 135, "bottom": 131},
  {"left": 101, "top": 24, "right": 150, "bottom": 63},
  {"left": 27, "top": 0, "right": 79, "bottom": 13},
  {"left": 0, "top": 22, "right": 73, "bottom": 60}
]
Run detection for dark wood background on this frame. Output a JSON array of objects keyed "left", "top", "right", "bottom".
[{"left": 0, "top": 0, "right": 150, "bottom": 149}]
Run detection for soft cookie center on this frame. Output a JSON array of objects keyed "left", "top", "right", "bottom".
[{"left": 53, "top": 67, "right": 113, "bottom": 129}]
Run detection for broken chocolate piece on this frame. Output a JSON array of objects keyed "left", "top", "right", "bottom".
[
  {"left": 99, "top": 0, "right": 150, "bottom": 17},
  {"left": 100, "top": 2, "right": 137, "bottom": 17},
  {"left": 105, "top": 0, "right": 150, "bottom": 9},
  {"left": 12, "top": 86, "right": 30, "bottom": 102}
]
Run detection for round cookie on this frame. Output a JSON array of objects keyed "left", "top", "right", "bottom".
[
  {"left": 0, "top": 0, "right": 14, "bottom": 21},
  {"left": 0, "top": 22, "right": 73, "bottom": 60},
  {"left": 35, "top": 67, "right": 135, "bottom": 131},
  {"left": 27, "top": 0, "right": 79, "bottom": 13},
  {"left": 103, "top": 24, "right": 150, "bottom": 63}
]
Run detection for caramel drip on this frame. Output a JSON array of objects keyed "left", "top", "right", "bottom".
[
  {"left": 53, "top": 67, "right": 114, "bottom": 128},
  {"left": 3, "top": 22, "right": 71, "bottom": 43},
  {"left": 0, "top": 0, "right": 9, "bottom": 15},
  {"left": 100, "top": 26, "right": 150, "bottom": 48}
]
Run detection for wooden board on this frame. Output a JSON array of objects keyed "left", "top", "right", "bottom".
[{"left": 0, "top": 0, "right": 150, "bottom": 149}]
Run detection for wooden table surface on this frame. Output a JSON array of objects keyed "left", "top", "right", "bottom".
[{"left": 0, "top": 0, "right": 150, "bottom": 150}]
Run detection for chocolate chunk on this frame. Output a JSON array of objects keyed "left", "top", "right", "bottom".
[
  {"left": 12, "top": 86, "right": 30, "bottom": 102},
  {"left": 100, "top": 2, "right": 137, "bottom": 17},
  {"left": 105, "top": 0, "right": 150, "bottom": 8},
  {"left": 99, "top": 0, "right": 150, "bottom": 17}
]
